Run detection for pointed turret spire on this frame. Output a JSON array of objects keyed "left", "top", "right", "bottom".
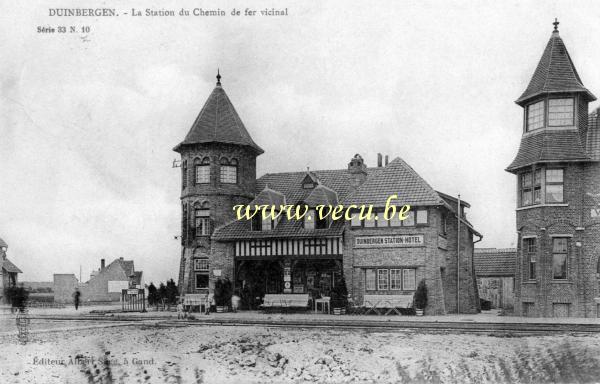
[
  {"left": 216, "top": 69, "right": 221, "bottom": 86},
  {"left": 515, "top": 20, "right": 596, "bottom": 105}
]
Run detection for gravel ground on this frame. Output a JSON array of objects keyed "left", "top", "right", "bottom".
[{"left": 1, "top": 323, "right": 600, "bottom": 383}]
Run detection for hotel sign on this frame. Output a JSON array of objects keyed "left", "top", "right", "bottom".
[{"left": 354, "top": 235, "right": 424, "bottom": 248}]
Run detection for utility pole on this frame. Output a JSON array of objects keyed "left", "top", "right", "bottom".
[{"left": 457, "top": 194, "right": 461, "bottom": 314}]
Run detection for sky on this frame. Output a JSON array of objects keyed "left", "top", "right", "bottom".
[{"left": 1, "top": 0, "right": 600, "bottom": 284}]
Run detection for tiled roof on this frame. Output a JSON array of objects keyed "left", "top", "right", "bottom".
[
  {"left": 474, "top": 248, "right": 516, "bottom": 277},
  {"left": 506, "top": 130, "right": 591, "bottom": 172},
  {"left": 173, "top": 84, "right": 263, "bottom": 154},
  {"left": 587, "top": 108, "right": 600, "bottom": 161},
  {"left": 256, "top": 167, "right": 385, "bottom": 205},
  {"left": 516, "top": 30, "right": 595, "bottom": 106},
  {"left": 212, "top": 215, "right": 345, "bottom": 240},
  {"left": 305, "top": 184, "right": 339, "bottom": 207},
  {"left": 1, "top": 258, "right": 22, "bottom": 273},
  {"left": 343, "top": 157, "right": 445, "bottom": 207},
  {"left": 249, "top": 187, "right": 286, "bottom": 207}
]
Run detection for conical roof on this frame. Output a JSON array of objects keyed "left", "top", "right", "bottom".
[
  {"left": 174, "top": 76, "right": 264, "bottom": 154},
  {"left": 516, "top": 27, "right": 595, "bottom": 106}
]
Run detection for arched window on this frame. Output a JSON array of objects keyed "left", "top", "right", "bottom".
[
  {"left": 195, "top": 157, "right": 210, "bottom": 184},
  {"left": 182, "top": 160, "right": 188, "bottom": 189},
  {"left": 220, "top": 157, "right": 238, "bottom": 184},
  {"left": 194, "top": 201, "right": 210, "bottom": 237}
]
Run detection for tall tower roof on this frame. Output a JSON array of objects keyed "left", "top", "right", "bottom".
[
  {"left": 174, "top": 72, "right": 264, "bottom": 154},
  {"left": 516, "top": 21, "right": 596, "bottom": 106}
]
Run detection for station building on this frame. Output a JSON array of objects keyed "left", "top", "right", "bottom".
[
  {"left": 507, "top": 22, "right": 600, "bottom": 317},
  {"left": 175, "top": 73, "right": 482, "bottom": 314}
]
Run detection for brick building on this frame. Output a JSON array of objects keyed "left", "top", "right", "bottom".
[
  {"left": 0, "top": 237, "right": 22, "bottom": 304},
  {"left": 507, "top": 21, "right": 600, "bottom": 317},
  {"left": 174, "top": 74, "right": 482, "bottom": 314}
]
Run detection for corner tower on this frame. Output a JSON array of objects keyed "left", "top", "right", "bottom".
[
  {"left": 174, "top": 72, "right": 263, "bottom": 295},
  {"left": 507, "top": 20, "right": 600, "bottom": 317}
]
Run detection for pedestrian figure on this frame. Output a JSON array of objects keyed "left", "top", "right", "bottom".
[
  {"left": 231, "top": 290, "right": 241, "bottom": 313},
  {"left": 205, "top": 293, "right": 213, "bottom": 315},
  {"left": 73, "top": 288, "right": 81, "bottom": 310},
  {"left": 177, "top": 300, "right": 185, "bottom": 319}
]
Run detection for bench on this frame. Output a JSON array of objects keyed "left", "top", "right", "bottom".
[
  {"left": 363, "top": 294, "right": 413, "bottom": 315},
  {"left": 260, "top": 294, "right": 310, "bottom": 312},
  {"left": 183, "top": 293, "right": 209, "bottom": 313}
]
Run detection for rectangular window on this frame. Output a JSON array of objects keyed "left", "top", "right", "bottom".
[
  {"left": 194, "top": 258, "right": 209, "bottom": 271},
  {"left": 390, "top": 269, "right": 402, "bottom": 290},
  {"left": 364, "top": 214, "right": 376, "bottom": 228},
  {"left": 262, "top": 218, "right": 272, "bottom": 231},
  {"left": 195, "top": 209, "right": 210, "bottom": 236},
  {"left": 552, "top": 238, "right": 568, "bottom": 280},
  {"left": 524, "top": 238, "right": 536, "bottom": 280},
  {"left": 220, "top": 165, "right": 237, "bottom": 184},
  {"left": 377, "top": 269, "right": 389, "bottom": 290},
  {"left": 548, "top": 98, "right": 574, "bottom": 126},
  {"left": 195, "top": 273, "right": 209, "bottom": 289},
  {"left": 527, "top": 100, "right": 545, "bottom": 131},
  {"left": 365, "top": 269, "right": 376, "bottom": 291},
  {"left": 389, "top": 213, "right": 403, "bottom": 227},
  {"left": 402, "top": 269, "right": 416, "bottom": 290},
  {"left": 402, "top": 211, "right": 415, "bottom": 226},
  {"left": 416, "top": 209, "right": 428, "bottom": 225},
  {"left": 196, "top": 165, "right": 210, "bottom": 184},
  {"left": 350, "top": 213, "right": 362, "bottom": 227},
  {"left": 521, "top": 172, "right": 532, "bottom": 206},
  {"left": 545, "top": 169, "right": 564, "bottom": 203},
  {"left": 533, "top": 169, "right": 542, "bottom": 204},
  {"left": 376, "top": 213, "right": 389, "bottom": 227},
  {"left": 305, "top": 210, "right": 315, "bottom": 230}
]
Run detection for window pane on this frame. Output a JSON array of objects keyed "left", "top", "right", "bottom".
[
  {"left": 533, "top": 188, "right": 541, "bottom": 204},
  {"left": 527, "top": 101, "right": 545, "bottom": 130},
  {"left": 364, "top": 214, "right": 376, "bottom": 228},
  {"left": 524, "top": 238, "right": 537, "bottom": 253},
  {"left": 350, "top": 213, "right": 362, "bottom": 227},
  {"left": 548, "top": 98, "right": 574, "bottom": 126},
  {"left": 220, "top": 165, "right": 237, "bottom": 183},
  {"left": 376, "top": 214, "right": 389, "bottom": 227},
  {"left": 546, "top": 184, "right": 563, "bottom": 203},
  {"left": 534, "top": 169, "right": 541, "bottom": 186},
  {"left": 529, "top": 260, "right": 536, "bottom": 280},
  {"left": 552, "top": 253, "right": 567, "bottom": 279},
  {"left": 402, "top": 211, "right": 415, "bottom": 226},
  {"left": 390, "top": 269, "right": 402, "bottom": 290},
  {"left": 402, "top": 269, "right": 416, "bottom": 290},
  {"left": 262, "top": 218, "right": 272, "bottom": 231},
  {"left": 521, "top": 172, "right": 532, "bottom": 188},
  {"left": 305, "top": 210, "right": 315, "bottom": 230},
  {"left": 522, "top": 190, "right": 532, "bottom": 206},
  {"left": 377, "top": 269, "right": 389, "bottom": 290},
  {"left": 416, "top": 209, "right": 428, "bottom": 224},
  {"left": 546, "top": 169, "right": 563, "bottom": 183},
  {"left": 365, "top": 269, "right": 376, "bottom": 291},
  {"left": 195, "top": 273, "right": 209, "bottom": 289},
  {"left": 196, "top": 165, "right": 210, "bottom": 183},
  {"left": 552, "top": 238, "right": 568, "bottom": 253},
  {"left": 194, "top": 259, "right": 209, "bottom": 271},
  {"left": 389, "top": 213, "right": 402, "bottom": 227}
]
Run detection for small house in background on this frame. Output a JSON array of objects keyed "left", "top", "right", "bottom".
[
  {"left": 53, "top": 257, "right": 143, "bottom": 303},
  {"left": 474, "top": 248, "right": 516, "bottom": 310},
  {"left": 0, "top": 237, "right": 23, "bottom": 304}
]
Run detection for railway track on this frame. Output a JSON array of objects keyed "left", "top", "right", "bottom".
[{"left": 8, "top": 315, "right": 600, "bottom": 335}]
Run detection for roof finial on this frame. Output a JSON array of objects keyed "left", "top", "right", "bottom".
[
  {"left": 553, "top": 18, "right": 559, "bottom": 32},
  {"left": 216, "top": 69, "right": 221, "bottom": 86}
]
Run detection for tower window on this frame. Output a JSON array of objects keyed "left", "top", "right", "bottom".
[
  {"left": 195, "top": 157, "right": 210, "bottom": 184},
  {"left": 220, "top": 158, "right": 238, "bottom": 184},
  {"left": 521, "top": 172, "right": 533, "bottom": 206},
  {"left": 194, "top": 204, "right": 210, "bottom": 236},
  {"left": 533, "top": 169, "right": 542, "bottom": 204},
  {"left": 548, "top": 98, "right": 574, "bottom": 126},
  {"left": 552, "top": 238, "right": 568, "bottom": 280},
  {"left": 524, "top": 238, "right": 537, "bottom": 280},
  {"left": 526, "top": 100, "right": 545, "bottom": 131},
  {"left": 545, "top": 169, "right": 564, "bottom": 203},
  {"left": 182, "top": 160, "right": 188, "bottom": 189}
]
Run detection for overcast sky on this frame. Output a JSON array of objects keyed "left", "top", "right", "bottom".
[{"left": 1, "top": 0, "right": 599, "bottom": 283}]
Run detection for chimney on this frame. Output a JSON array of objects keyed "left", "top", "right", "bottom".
[
  {"left": 101, "top": 259, "right": 105, "bottom": 270},
  {"left": 348, "top": 154, "right": 368, "bottom": 189},
  {"left": 377, "top": 153, "right": 382, "bottom": 167},
  {"left": 385, "top": 155, "right": 389, "bottom": 166},
  {"left": 120, "top": 257, "right": 124, "bottom": 261}
]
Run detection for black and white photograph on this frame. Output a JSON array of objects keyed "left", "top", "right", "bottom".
[{"left": 1, "top": 0, "right": 600, "bottom": 382}]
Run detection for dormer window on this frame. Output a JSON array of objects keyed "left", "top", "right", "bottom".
[
  {"left": 220, "top": 158, "right": 238, "bottom": 184},
  {"left": 526, "top": 100, "right": 545, "bottom": 131},
  {"left": 195, "top": 157, "right": 210, "bottom": 184},
  {"left": 548, "top": 98, "right": 574, "bottom": 126},
  {"left": 304, "top": 210, "right": 316, "bottom": 230}
]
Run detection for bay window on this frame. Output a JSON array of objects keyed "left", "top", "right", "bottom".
[{"left": 545, "top": 169, "right": 564, "bottom": 203}]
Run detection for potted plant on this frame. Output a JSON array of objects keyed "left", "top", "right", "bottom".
[
  {"left": 214, "top": 278, "right": 233, "bottom": 313},
  {"left": 331, "top": 277, "right": 348, "bottom": 315},
  {"left": 413, "top": 279, "right": 428, "bottom": 316}
]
